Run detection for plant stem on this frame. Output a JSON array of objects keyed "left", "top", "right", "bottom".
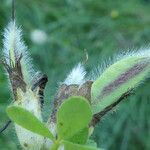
[{"left": 51, "top": 140, "right": 59, "bottom": 150}]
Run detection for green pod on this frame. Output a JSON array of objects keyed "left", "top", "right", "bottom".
[{"left": 91, "top": 54, "right": 150, "bottom": 114}]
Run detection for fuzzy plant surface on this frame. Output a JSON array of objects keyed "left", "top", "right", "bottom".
[{"left": 0, "top": 2, "right": 150, "bottom": 150}]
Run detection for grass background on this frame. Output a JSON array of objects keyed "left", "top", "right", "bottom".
[{"left": 0, "top": 0, "right": 150, "bottom": 149}]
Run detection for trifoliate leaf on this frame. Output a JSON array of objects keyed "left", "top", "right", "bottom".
[
  {"left": 57, "top": 96, "right": 92, "bottom": 140},
  {"left": 68, "top": 127, "right": 89, "bottom": 144},
  {"left": 7, "top": 106, "right": 54, "bottom": 140}
]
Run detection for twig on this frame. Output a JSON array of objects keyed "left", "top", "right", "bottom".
[
  {"left": 12, "top": 0, "right": 15, "bottom": 21},
  {"left": 90, "top": 89, "right": 134, "bottom": 126},
  {"left": 0, "top": 120, "right": 12, "bottom": 133}
]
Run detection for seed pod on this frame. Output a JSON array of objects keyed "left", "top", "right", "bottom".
[{"left": 91, "top": 51, "right": 150, "bottom": 114}]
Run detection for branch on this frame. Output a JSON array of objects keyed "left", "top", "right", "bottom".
[
  {"left": 0, "top": 120, "right": 12, "bottom": 133},
  {"left": 90, "top": 89, "right": 134, "bottom": 126}
]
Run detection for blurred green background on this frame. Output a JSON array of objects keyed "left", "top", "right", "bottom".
[{"left": 0, "top": 0, "right": 150, "bottom": 149}]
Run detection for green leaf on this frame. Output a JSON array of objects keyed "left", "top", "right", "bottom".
[
  {"left": 7, "top": 106, "right": 54, "bottom": 140},
  {"left": 57, "top": 96, "right": 92, "bottom": 140},
  {"left": 61, "top": 140, "right": 99, "bottom": 150},
  {"left": 91, "top": 56, "right": 150, "bottom": 114},
  {"left": 68, "top": 127, "right": 89, "bottom": 144},
  {"left": 86, "top": 139, "right": 97, "bottom": 147}
]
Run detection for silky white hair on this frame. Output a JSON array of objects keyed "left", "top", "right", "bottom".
[
  {"left": 64, "top": 63, "right": 86, "bottom": 85},
  {"left": 89, "top": 47, "right": 150, "bottom": 81},
  {"left": 3, "top": 21, "right": 35, "bottom": 85}
]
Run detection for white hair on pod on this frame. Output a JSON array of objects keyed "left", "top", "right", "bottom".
[
  {"left": 3, "top": 21, "right": 35, "bottom": 85},
  {"left": 64, "top": 63, "right": 86, "bottom": 85},
  {"left": 89, "top": 47, "right": 150, "bottom": 81}
]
